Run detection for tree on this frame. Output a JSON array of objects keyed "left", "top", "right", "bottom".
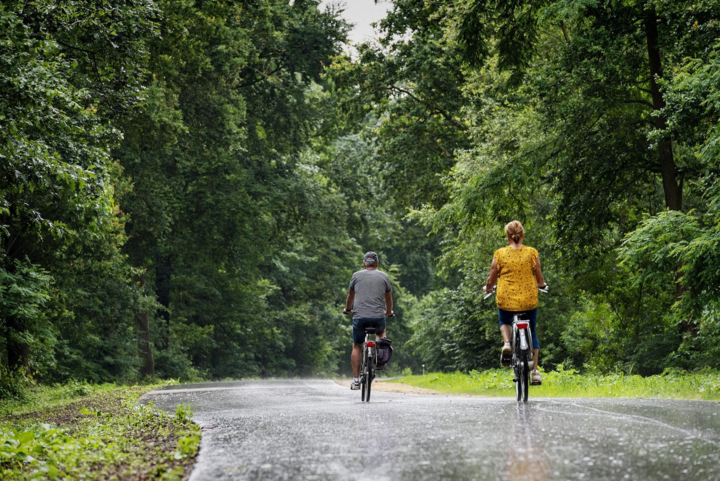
[
  {"left": 116, "top": 0, "right": 353, "bottom": 378},
  {"left": 0, "top": 0, "right": 157, "bottom": 380}
]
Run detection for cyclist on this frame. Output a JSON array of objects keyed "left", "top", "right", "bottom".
[
  {"left": 483, "top": 221, "right": 547, "bottom": 385},
  {"left": 343, "top": 251, "right": 393, "bottom": 390}
]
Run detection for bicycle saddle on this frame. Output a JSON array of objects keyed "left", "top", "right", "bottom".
[{"left": 364, "top": 327, "right": 377, "bottom": 334}]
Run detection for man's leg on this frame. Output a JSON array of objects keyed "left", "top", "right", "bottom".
[
  {"left": 377, "top": 317, "right": 387, "bottom": 339},
  {"left": 352, "top": 343, "right": 363, "bottom": 378}
]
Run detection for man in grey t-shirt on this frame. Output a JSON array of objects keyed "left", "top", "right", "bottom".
[{"left": 343, "top": 251, "right": 393, "bottom": 390}]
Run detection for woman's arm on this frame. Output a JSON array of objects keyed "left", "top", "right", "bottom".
[
  {"left": 534, "top": 255, "right": 547, "bottom": 288},
  {"left": 484, "top": 257, "right": 499, "bottom": 292}
]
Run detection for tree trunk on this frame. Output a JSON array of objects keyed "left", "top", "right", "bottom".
[
  {"left": 644, "top": 7, "right": 681, "bottom": 211},
  {"left": 155, "top": 253, "right": 172, "bottom": 348},
  {"left": 135, "top": 311, "right": 155, "bottom": 377},
  {"left": 644, "top": 7, "right": 691, "bottom": 332},
  {"left": 135, "top": 272, "right": 155, "bottom": 377}
]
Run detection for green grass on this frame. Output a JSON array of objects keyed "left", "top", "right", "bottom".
[
  {"left": 0, "top": 381, "right": 200, "bottom": 480},
  {"left": 393, "top": 368, "right": 720, "bottom": 400}
]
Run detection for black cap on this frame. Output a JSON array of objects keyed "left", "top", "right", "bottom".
[{"left": 363, "top": 251, "right": 378, "bottom": 266}]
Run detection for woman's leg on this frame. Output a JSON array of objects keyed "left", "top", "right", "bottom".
[
  {"left": 500, "top": 324, "right": 512, "bottom": 344},
  {"left": 498, "top": 309, "right": 512, "bottom": 345},
  {"left": 498, "top": 309, "right": 513, "bottom": 365}
]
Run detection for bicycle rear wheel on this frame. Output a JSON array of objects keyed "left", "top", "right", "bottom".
[
  {"left": 360, "top": 351, "right": 367, "bottom": 402},
  {"left": 365, "top": 352, "right": 373, "bottom": 402},
  {"left": 521, "top": 358, "right": 529, "bottom": 402},
  {"left": 513, "top": 328, "right": 523, "bottom": 402}
]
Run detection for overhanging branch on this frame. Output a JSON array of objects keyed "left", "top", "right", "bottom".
[{"left": 386, "top": 85, "right": 468, "bottom": 133}]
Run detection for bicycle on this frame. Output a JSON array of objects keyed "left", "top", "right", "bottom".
[
  {"left": 484, "top": 285, "right": 548, "bottom": 403},
  {"left": 343, "top": 310, "right": 392, "bottom": 403}
]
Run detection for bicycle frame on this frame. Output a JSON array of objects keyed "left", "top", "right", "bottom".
[
  {"left": 512, "top": 315, "right": 533, "bottom": 360},
  {"left": 512, "top": 314, "right": 533, "bottom": 402}
]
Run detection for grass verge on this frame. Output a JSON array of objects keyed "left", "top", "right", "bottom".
[
  {"left": 0, "top": 382, "right": 200, "bottom": 480},
  {"left": 393, "top": 368, "right": 720, "bottom": 400}
]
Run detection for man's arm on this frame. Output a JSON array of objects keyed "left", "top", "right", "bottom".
[
  {"left": 384, "top": 291, "right": 393, "bottom": 317},
  {"left": 344, "top": 290, "right": 355, "bottom": 313},
  {"left": 484, "top": 257, "right": 499, "bottom": 292}
]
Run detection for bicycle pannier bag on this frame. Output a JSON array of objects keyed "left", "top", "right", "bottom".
[{"left": 376, "top": 338, "right": 393, "bottom": 367}]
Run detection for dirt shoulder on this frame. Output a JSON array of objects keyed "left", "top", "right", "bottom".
[{"left": 333, "top": 379, "right": 481, "bottom": 396}]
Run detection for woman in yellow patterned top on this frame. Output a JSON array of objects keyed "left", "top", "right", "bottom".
[{"left": 483, "top": 221, "right": 547, "bottom": 385}]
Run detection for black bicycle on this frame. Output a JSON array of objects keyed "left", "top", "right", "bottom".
[{"left": 484, "top": 286, "right": 548, "bottom": 402}]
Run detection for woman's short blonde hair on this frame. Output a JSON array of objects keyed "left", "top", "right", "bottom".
[{"left": 505, "top": 221, "right": 525, "bottom": 243}]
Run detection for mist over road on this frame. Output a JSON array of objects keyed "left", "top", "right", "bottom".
[{"left": 145, "top": 380, "right": 720, "bottom": 480}]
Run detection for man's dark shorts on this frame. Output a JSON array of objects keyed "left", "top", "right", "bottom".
[
  {"left": 498, "top": 307, "right": 539, "bottom": 349},
  {"left": 353, "top": 317, "right": 386, "bottom": 344}
]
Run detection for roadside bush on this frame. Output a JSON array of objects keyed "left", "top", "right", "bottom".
[{"left": 0, "top": 370, "right": 33, "bottom": 401}]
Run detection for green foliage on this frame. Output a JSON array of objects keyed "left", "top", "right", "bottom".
[
  {"left": 407, "top": 284, "right": 496, "bottom": 373},
  {"left": 0, "top": 370, "right": 33, "bottom": 402},
  {"left": 688, "top": 302, "right": 720, "bottom": 368},
  {"left": 113, "top": 0, "right": 357, "bottom": 380},
  {"left": 4, "top": 0, "right": 720, "bottom": 386},
  {"left": 0, "top": 0, "right": 158, "bottom": 385},
  {"left": 2, "top": 0, "right": 371, "bottom": 383},
  {"left": 0, "top": 260, "right": 54, "bottom": 380},
  {"left": 0, "top": 384, "right": 198, "bottom": 480},
  {"left": 338, "top": 0, "right": 720, "bottom": 378}
]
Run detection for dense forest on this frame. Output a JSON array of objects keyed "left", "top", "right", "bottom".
[{"left": 2, "top": 0, "right": 720, "bottom": 394}]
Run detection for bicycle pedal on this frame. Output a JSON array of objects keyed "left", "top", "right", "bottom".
[
  {"left": 530, "top": 381, "right": 542, "bottom": 386},
  {"left": 500, "top": 355, "right": 512, "bottom": 367}
]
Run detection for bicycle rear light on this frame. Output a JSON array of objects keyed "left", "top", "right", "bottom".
[
  {"left": 517, "top": 322, "right": 529, "bottom": 329},
  {"left": 366, "top": 341, "right": 376, "bottom": 347}
]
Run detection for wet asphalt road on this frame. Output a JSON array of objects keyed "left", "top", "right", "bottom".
[{"left": 144, "top": 380, "right": 720, "bottom": 481}]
